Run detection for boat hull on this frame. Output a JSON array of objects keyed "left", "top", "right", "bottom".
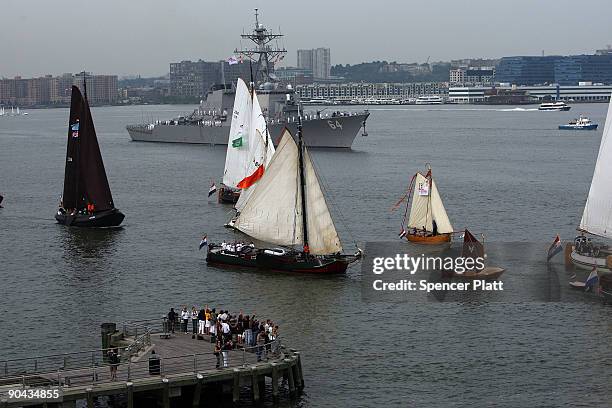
[
  {"left": 55, "top": 208, "right": 125, "bottom": 228},
  {"left": 127, "top": 113, "right": 369, "bottom": 149},
  {"left": 206, "top": 246, "right": 258, "bottom": 267},
  {"left": 539, "top": 106, "right": 571, "bottom": 111},
  {"left": 558, "top": 124, "right": 598, "bottom": 130},
  {"left": 256, "top": 251, "right": 349, "bottom": 274},
  {"left": 218, "top": 186, "right": 240, "bottom": 204},
  {"left": 451, "top": 266, "right": 505, "bottom": 280},
  {"left": 406, "top": 233, "right": 452, "bottom": 245},
  {"left": 569, "top": 250, "right": 612, "bottom": 272}
]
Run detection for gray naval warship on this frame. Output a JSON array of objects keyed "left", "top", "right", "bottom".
[{"left": 126, "top": 10, "right": 369, "bottom": 148}]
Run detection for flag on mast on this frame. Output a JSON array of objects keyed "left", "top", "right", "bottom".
[
  {"left": 199, "top": 235, "right": 208, "bottom": 250},
  {"left": 208, "top": 183, "right": 217, "bottom": 197}
]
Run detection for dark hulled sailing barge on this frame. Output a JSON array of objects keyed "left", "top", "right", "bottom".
[
  {"left": 55, "top": 86, "right": 124, "bottom": 228},
  {"left": 207, "top": 121, "right": 361, "bottom": 273}
]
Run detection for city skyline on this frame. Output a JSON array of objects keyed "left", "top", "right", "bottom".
[{"left": 1, "top": 0, "right": 611, "bottom": 78}]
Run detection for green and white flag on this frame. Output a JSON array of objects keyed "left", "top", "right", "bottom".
[{"left": 232, "top": 137, "right": 243, "bottom": 148}]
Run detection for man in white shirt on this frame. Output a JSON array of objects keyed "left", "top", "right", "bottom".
[
  {"left": 221, "top": 321, "right": 231, "bottom": 341},
  {"left": 181, "top": 307, "right": 190, "bottom": 334}
]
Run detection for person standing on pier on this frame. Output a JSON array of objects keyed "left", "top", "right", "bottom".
[
  {"left": 167, "top": 308, "right": 177, "bottom": 334},
  {"left": 108, "top": 348, "right": 120, "bottom": 380},
  {"left": 256, "top": 329, "right": 266, "bottom": 362},
  {"left": 191, "top": 306, "right": 198, "bottom": 336},
  {"left": 181, "top": 307, "right": 189, "bottom": 334},
  {"left": 214, "top": 340, "right": 222, "bottom": 369}
]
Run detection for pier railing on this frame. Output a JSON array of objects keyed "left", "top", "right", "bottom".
[{"left": 0, "top": 338, "right": 282, "bottom": 388}]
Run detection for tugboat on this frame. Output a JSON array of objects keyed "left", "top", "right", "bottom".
[
  {"left": 558, "top": 115, "right": 598, "bottom": 130},
  {"left": 218, "top": 78, "right": 275, "bottom": 205},
  {"left": 55, "top": 81, "right": 124, "bottom": 228},
  {"left": 539, "top": 101, "right": 571, "bottom": 111},
  {"left": 393, "top": 165, "right": 454, "bottom": 244},
  {"left": 209, "top": 122, "right": 362, "bottom": 274}
]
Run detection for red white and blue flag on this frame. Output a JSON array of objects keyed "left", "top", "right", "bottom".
[
  {"left": 584, "top": 267, "right": 598, "bottom": 292},
  {"left": 208, "top": 182, "right": 217, "bottom": 197},
  {"left": 199, "top": 235, "right": 208, "bottom": 250},
  {"left": 547, "top": 235, "right": 562, "bottom": 262},
  {"left": 399, "top": 228, "right": 407, "bottom": 239}
]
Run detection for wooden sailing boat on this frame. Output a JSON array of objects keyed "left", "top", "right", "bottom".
[
  {"left": 570, "top": 96, "right": 612, "bottom": 272},
  {"left": 396, "top": 165, "right": 453, "bottom": 244},
  {"left": 55, "top": 85, "right": 124, "bottom": 228},
  {"left": 218, "top": 78, "right": 275, "bottom": 204},
  {"left": 208, "top": 119, "right": 361, "bottom": 273},
  {"left": 450, "top": 229, "right": 504, "bottom": 280}
]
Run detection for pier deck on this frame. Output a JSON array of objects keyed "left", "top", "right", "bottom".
[{"left": 0, "top": 320, "right": 303, "bottom": 407}]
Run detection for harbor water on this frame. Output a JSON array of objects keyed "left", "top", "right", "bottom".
[{"left": 0, "top": 104, "right": 610, "bottom": 407}]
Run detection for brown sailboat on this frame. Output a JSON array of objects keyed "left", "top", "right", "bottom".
[
  {"left": 450, "top": 229, "right": 504, "bottom": 280},
  {"left": 395, "top": 165, "right": 453, "bottom": 244}
]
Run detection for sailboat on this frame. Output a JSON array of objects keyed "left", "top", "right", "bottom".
[
  {"left": 207, "top": 121, "right": 361, "bottom": 273},
  {"left": 55, "top": 85, "right": 124, "bottom": 227},
  {"left": 449, "top": 229, "right": 504, "bottom": 280},
  {"left": 218, "top": 78, "right": 274, "bottom": 204},
  {"left": 396, "top": 165, "right": 453, "bottom": 244},
  {"left": 570, "top": 96, "right": 612, "bottom": 272}
]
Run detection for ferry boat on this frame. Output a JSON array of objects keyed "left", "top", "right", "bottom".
[
  {"left": 558, "top": 116, "right": 598, "bottom": 130},
  {"left": 539, "top": 101, "right": 571, "bottom": 111},
  {"left": 415, "top": 96, "right": 443, "bottom": 105}
]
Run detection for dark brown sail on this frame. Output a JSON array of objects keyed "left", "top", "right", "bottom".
[
  {"left": 61, "top": 86, "right": 114, "bottom": 212},
  {"left": 461, "top": 229, "right": 484, "bottom": 259}
]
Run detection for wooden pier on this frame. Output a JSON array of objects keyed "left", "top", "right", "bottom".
[{"left": 0, "top": 319, "right": 304, "bottom": 407}]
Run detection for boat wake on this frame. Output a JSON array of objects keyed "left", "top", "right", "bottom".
[{"left": 497, "top": 107, "right": 539, "bottom": 112}]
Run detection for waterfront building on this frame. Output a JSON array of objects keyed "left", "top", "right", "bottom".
[
  {"left": 296, "top": 81, "right": 448, "bottom": 101},
  {"left": 495, "top": 55, "right": 612, "bottom": 86},
  {"left": 169, "top": 59, "right": 250, "bottom": 98},
  {"left": 0, "top": 73, "right": 118, "bottom": 106},
  {"left": 297, "top": 48, "right": 331, "bottom": 79},
  {"left": 450, "top": 67, "right": 495, "bottom": 85},
  {"left": 448, "top": 84, "right": 612, "bottom": 104}
]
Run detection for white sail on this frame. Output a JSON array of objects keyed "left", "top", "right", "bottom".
[
  {"left": 222, "top": 79, "right": 253, "bottom": 188},
  {"left": 303, "top": 148, "right": 343, "bottom": 254},
  {"left": 233, "top": 130, "right": 342, "bottom": 255},
  {"left": 579, "top": 97, "right": 612, "bottom": 238},
  {"left": 233, "top": 130, "right": 301, "bottom": 246},
  {"left": 407, "top": 172, "right": 453, "bottom": 233},
  {"left": 234, "top": 90, "right": 275, "bottom": 211}
]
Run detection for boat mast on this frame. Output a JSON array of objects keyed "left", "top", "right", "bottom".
[
  {"left": 74, "top": 72, "right": 88, "bottom": 210},
  {"left": 297, "top": 115, "right": 309, "bottom": 254},
  {"left": 235, "top": 8, "right": 286, "bottom": 85}
]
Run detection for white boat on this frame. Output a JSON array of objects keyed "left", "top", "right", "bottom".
[
  {"left": 415, "top": 96, "right": 443, "bottom": 105},
  {"left": 539, "top": 101, "right": 571, "bottom": 111},
  {"left": 570, "top": 96, "right": 612, "bottom": 272},
  {"left": 218, "top": 78, "right": 275, "bottom": 205},
  {"left": 558, "top": 115, "right": 598, "bottom": 130}
]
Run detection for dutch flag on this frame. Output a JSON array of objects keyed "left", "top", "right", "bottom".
[
  {"left": 547, "top": 235, "right": 563, "bottom": 262},
  {"left": 399, "top": 228, "right": 407, "bottom": 239},
  {"left": 208, "top": 182, "right": 217, "bottom": 197},
  {"left": 584, "top": 267, "right": 598, "bottom": 292},
  {"left": 199, "top": 235, "right": 208, "bottom": 250}
]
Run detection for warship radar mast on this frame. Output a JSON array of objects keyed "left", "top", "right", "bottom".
[{"left": 235, "top": 8, "right": 287, "bottom": 86}]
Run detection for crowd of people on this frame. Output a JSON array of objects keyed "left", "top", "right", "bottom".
[{"left": 167, "top": 306, "right": 280, "bottom": 368}]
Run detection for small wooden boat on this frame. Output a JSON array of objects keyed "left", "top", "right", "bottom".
[
  {"left": 55, "top": 83, "right": 124, "bottom": 228},
  {"left": 449, "top": 229, "right": 505, "bottom": 280},
  {"left": 395, "top": 165, "right": 454, "bottom": 245}
]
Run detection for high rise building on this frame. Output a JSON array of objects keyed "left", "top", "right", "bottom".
[
  {"left": 169, "top": 60, "right": 250, "bottom": 98},
  {"left": 297, "top": 48, "right": 331, "bottom": 79}
]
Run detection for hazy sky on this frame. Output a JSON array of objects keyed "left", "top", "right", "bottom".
[{"left": 2, "top": 0, "right": 611, "bottom": 77}]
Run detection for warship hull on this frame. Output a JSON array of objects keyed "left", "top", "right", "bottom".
[{"left": 127, "top": 112, "right": 369, "bottom": 148}]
